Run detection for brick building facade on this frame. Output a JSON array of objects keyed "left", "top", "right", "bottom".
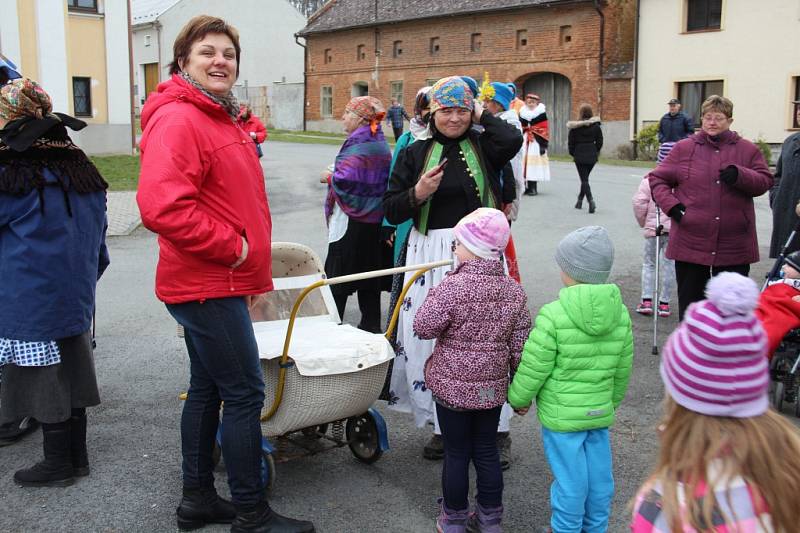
[{"left": 297, "top": 0, "right": 635, "bottom": 153}]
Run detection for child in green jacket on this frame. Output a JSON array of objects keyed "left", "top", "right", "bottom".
[{"left": 508, "top": 225, "right": 633, "bottom": 533}]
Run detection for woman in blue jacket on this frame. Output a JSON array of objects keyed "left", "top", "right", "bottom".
[{"left": 0, "top": 79, "right": 109, "bottom": 487}]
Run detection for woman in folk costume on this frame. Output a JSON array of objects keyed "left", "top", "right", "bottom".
[
  {"left": 519, "top": 93, "right": 551, "bottom": 196},
  {"left": 324, "top": 96, "right": 393, "bottom": 333},
  {"left": 0, "top": 79, "right": 109, "bottom": 487},
  {"left": 383, "top": 76, "right": 522, "bottom": 466},
  {"left": 383, "top": 86, "right": 433, "bottom": 265}
]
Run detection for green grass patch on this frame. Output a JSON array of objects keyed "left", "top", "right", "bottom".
[
  {"left": 267, "top": 133, "right": 345, "bottom": 146},
  {"left": 91, "top": 155, "right": 140, "bottom": 191}
]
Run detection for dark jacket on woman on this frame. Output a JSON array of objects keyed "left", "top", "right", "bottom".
[
  {"left": 769, "top": 131, "right": 800, "bottom": 257},
  {"left": 648, "top": 130, "right": 772, "bottom": 267},
  {"left": 567, "top": 117, "right": 603, "bottom": 165},
  {"left": 383, "top": 112, "right": 522, "bottom": 228},
  {"left": 0, "top": 135, "right": 109, "bottom": 341}
]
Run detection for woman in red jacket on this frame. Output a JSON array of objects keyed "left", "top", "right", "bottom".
[
  {"left": 648, "top": 95, "right": 772, "bottom": 319},
  {"left": 136, "top": 16, "right": 313, "bottom": 533},
  {"left": 238, "top": 104, "right": 267, "bottom": 158}
]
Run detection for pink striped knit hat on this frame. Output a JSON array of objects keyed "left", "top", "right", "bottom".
[
  {"left": 453, "top": 208, "right": 509, "bottom": 260},
  {"left": 660, "top": 272, "right": 769, "bottom": 418}
]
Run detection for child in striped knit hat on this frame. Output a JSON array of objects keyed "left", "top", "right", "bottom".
[{"left": 631, "top": 272, "right": 800, "bottom": 533}]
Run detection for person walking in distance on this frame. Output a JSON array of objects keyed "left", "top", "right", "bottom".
[
  {"left": 656, "top": 98, "right": 693, "bottom": 163},
  {"left": 568, "top": 104, "right": 603, "bottom": 213},
  {"left": 386, "top": 98, "right": 410, "bottom": 141}
]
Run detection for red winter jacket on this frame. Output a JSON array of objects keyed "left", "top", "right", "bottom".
[
  {"left": 137, "top": 75, "right": 273, "bottom": 304},
  {"left": 239, "top": 112, "right": 267, "bottom": 144},
  {"left": 648, "top": 130, "right": 772, "bottom": 266},
  {"left": 755, "top": 280, "right": 800, "bottom": 358}
]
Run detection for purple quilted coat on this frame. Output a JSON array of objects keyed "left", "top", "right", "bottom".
[
  {"left": 648, "top": 129, "right": 772, "bottom": 266},
  {"left": 413, "top": 258, "right": 532, "bottom": 410}
]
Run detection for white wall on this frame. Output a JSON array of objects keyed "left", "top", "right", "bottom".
[
  {"left": 36, "top": 0, "right": 69, "bottom": 113},
  {"left": 0, "top": 0, "right": 21, "bottom": 65},
  {"left": 132, "top": 23, "right": 162, "bottom": 110},
  {"left": 637, "top": 0, "right": 800, "bottom": 144},
  {"left": 104, "top": 0, "right": 132, "bottom": 125},
  {"left": 157, "top": 0, "right": 306, "bottom": 88}
]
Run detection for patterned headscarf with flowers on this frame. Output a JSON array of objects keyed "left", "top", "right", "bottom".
[
  {"left": 0, "top": 78, "right": 52, "bottom": 121},
  {"left": 429, "top": 76, "right": 475, "bottom": 114},
  {"left": 345, "top": 96, "right": 386, "bottom": 136}
]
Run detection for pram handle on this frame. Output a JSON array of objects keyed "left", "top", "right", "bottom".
[
  {"left": 261, "top": 259, "right": 453, "bottom": 422},
  {"left": 764, "top": 219, "right": 800, "bottom": 290}
]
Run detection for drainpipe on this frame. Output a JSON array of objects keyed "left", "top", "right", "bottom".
[
  {"left": 593, "top": 0, "right": 605, "bottom": 117},
  {"left": 294, "top": 34, "right": 307, "bottom": 131},
  {"left": 126, "top": 0, "right": 136, "bottom": 153},
  {"left": 155, "top": 20, "right": 162, "bottom": 82},
  {"left": 632, "top": 0, "right": 641, "bottom": 158}
]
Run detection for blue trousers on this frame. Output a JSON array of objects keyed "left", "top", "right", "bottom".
[
  {"left": 436, "top": 403, "right": 503, "bottom": 511},
  {"left": 541, "top": 427, "right": 614, "bottom": 533},
  {"left": 167, "top": 297, "right": 266, "bottom": 507}
]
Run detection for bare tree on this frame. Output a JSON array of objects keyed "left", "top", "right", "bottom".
[{"left": 286, "top": 0, "right": 327, "bottom": 18}]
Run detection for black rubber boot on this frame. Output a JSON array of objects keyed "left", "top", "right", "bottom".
[
  {"left": 574, "top": 195, "right": 583, "bottom": 209},
  {"left": 69, "top": 408, "right": 90, "bottom": 477},
  {"left": 231, "top": 500, "right": 315, "bottom": 533},
  {"left": 176, "top": 486, "right": 236, "bottom": 530},
  {"left": 14, "top": 422, "right": 75, "bottom": 487},
  {"left": 588, "top": 200, "right": 597, "bottom": 214}
]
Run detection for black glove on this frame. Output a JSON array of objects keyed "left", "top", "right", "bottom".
[
  {"left": 539, "top": 146, "right": 546, "bottom": 156},
  {"left": 379, "top": 226, "right": 395, "bottom": 243},
  {"left": 719, "top": 165, "right": 738, "bottom": 185},
  {"left": 668, "top": 203, "right": 686, "bottom": 223}
]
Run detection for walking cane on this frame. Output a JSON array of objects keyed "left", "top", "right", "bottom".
[{"left": 652, "top": 205, "right": 663, "bottom": 355}]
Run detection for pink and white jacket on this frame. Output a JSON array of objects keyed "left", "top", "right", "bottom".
[
  {"left": 414, "top": 258, "right": 531, "bottom": 410},
  {"left": 632, "top": 176, "right": 671, "bottom": 238}
]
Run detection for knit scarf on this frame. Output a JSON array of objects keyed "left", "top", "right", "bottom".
[
  {"left": 325, "top": 124, "right": 392, "bottom": 225},
  {"left": 180, "top": 71, "right": 240, "bottom": 121}
]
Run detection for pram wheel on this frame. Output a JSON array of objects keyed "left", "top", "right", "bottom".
[
  {"left": 346, "top": 412, "right": 382, "bottom": 464},
  {"left": 211, "top": 442, "right": 276, "bottom": 496}
]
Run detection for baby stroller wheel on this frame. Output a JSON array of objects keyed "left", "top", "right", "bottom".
[
  {"left": 773, "top": 380, "right": 785, "bottom": 412},
  {"left": 346, "top": 412, "right": 382, "bottom": 464},
  {"left": 211, "top": 441, "right": 276, "bottom": 496}
]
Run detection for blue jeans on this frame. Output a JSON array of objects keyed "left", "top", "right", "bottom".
[
  {"left": 541, "top": 427, "right": 614, "bottom": 533},
  {"left": 167, "top": 297, "right": 265, "bottom": 507},
  {"left": 436, "top": 403, "right": 503, "bottom": 511}
]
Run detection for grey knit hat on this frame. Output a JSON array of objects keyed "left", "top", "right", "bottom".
[{"left": 555, "top": 226, "right": 614, "bottom": 284}]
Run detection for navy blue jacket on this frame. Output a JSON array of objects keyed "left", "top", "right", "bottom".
[
  {"left": 0, "top": 166, "right": 109, "bottom": 341},
  {"left": 658, "top": 112, "right": 694, "bottom": 143}
]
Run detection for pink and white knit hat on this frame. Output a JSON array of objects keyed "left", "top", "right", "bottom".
[
  {"left": 660, "top": 272, "right": 769, "bottom": 418},
  {"left": 453, "top": 207, "right": 509, "bottom": 260}
]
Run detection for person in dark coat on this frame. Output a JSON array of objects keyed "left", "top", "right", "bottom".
[
  {"left": 567, "top": 104, "right": 603, "bottom": 213},
  {"left": 648, "top": 95, "right": 772, "bottom": 319},
  {"left": 0, "top": 78, "right": 109, "bottom": 487},
  {"left": 657, "top": 98, "right": 694, "bottom": 162},
  {"left": 769, "top": 106, "right": 800, "bottom": 258},
  {"left": 386, "top": 98, "right": 411, "bottom": 141}
]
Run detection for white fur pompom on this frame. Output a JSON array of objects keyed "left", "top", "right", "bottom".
[{"left": 704, "top": 272, "right": 759, "bottom": 316}]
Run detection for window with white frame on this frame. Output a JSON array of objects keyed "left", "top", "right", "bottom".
[
  {"left": 321, "top": 86, "right": 333, "bottom": 118},
  {"left": 390, "top": 81, "right": 403, "bottom": 105}
]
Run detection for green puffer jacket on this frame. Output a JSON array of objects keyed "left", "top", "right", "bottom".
[{"left": 508, "top": 283, "right": 633, "bottom": 432}]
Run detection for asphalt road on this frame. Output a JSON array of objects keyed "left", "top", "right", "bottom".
[{"left": 0, "top": 141, "right": 781, "bottom": 532}]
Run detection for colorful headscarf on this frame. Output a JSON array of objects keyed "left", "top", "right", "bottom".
[
  {"left": 0, "top": 79, "right": 52, "bottom": 121},
  {"left": 345, "top": 96, "right": 386, "bottom": 135},
  {"left": 429, "top": 76, "right": 474, "bottom": 114}
]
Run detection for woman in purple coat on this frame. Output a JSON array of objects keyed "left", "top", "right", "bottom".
[{"left": 648, "top": 95, "right": 772, "bottom": 319}]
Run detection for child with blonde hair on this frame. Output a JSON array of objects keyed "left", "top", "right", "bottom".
[
  {"left": 631, "top": 272, "right": 800, "bottom": 532},
  {"left": 413, "top": 207, "right": 531, "bottom": 533}
]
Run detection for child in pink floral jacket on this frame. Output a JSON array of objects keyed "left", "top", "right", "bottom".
[{"left": 413, "top": 207, "right": 531, "bottom": 533}]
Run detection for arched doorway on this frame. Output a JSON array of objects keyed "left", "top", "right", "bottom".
[
  {"left": 351, "top": 82, "right": 368, "bottom": 97},
  {"left": 520, "top": 73, "right": 572, "bottom": 154}
]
